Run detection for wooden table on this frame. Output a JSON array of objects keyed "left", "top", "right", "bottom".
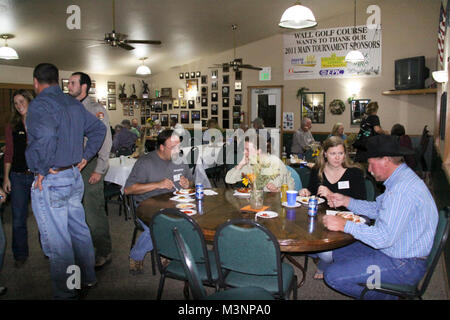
[{"left": 136, "top": 188, "right": 355, "bottom": 287}]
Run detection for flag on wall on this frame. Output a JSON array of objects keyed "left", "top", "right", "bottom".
[{"left": 438, "top": 2, "right": 447, "bottom": 69}]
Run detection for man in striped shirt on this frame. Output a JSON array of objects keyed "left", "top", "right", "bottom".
[{"left": 322, "top": 135, "right": 438, "bottom": 299}]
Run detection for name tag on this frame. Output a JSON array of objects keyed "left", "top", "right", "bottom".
[
  {"left": 19, "top": 131, "right": 25, "bottom": 135},
  {"left": 338, "top": 181, "right": 350, "bottom": 189},
  {"left": 173, "top": 174, "right": 181, "bottom": 182}
]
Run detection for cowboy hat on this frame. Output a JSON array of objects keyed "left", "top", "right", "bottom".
[{"left": 366, "top": 135, "right": 416, "bottom": 158}]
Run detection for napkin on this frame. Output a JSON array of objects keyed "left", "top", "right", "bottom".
[
  {"left": 233, "top": 191, "right": 251, "bottom": 197},
  {"left": 240, "top": 205, "right": 270, "bottom": 213},
  {"left": 203, "top": 189, "right": 218, "bottom": 196}
]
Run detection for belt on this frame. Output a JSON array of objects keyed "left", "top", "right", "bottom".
[{"left": 52, "top": 165, "right": 74, "bottom": 173}]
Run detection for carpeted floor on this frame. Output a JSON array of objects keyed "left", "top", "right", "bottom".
[{"left": 0, "top": 185, "right": 448, "bottom": 300}]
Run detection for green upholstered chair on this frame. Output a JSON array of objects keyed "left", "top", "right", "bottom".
[
  {"left": 286, "top": 165, "right": 302, "bottom": 191},
  {"left": 172, "top": 228, "right": 274, "bottom": 300},
  {"left": 364, "top": 178, "right": 376, "bottom": 201},
  {"left": 359, "top": 207, "right": 449, "bottom": 299},
  {"left": 214, "top": 219, "right": 297, "bottom": 300},
  {"left": 150, "top": 208, "right": 219, "bottom": 300}
]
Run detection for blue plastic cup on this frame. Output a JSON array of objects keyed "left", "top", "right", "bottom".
[{"left": 286, "top": 190, "right": 297, "bottom": 207}]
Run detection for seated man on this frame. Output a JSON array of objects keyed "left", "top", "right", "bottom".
[
  {"left": 124, "top": 129, "right": 193, "bottom": 274},
  {"left": 322, "top": 135, "right": 438, "bottom": 299},
  {"left": 225, "top": 136, "right": 295, "bottom": 192},
  {"left": 111, "top": 119, "right": 138, "bottom": 155},
  {"left": 291, "top": 117, "right": 316, "bottom": 157}
]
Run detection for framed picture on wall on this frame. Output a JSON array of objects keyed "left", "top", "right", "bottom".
[
  {"left": 201, "top": 75, "right": 207, "bottom": 84},
  {"left": 201, "top": 97, "right": 208, "bottom": 107},
  {"left": 61, "top": 79, "right": 69, "bottom": 93},
  {"left": 108, "top": 96, "right": 116, "bottom": 110},
  {"left": 191, "top": 110, "right": 200, "bottom": 123},
  {"left": 222, "top": 75, "right": 229, "bottom": 84},
  {"left": 180, "top": 111, "right": 189, "bottom": 124},
  {"left": 300, "top": 92, "right": 326, "bottom": 124},
  {"left": 211, "top": 104, "right": 218, "bottom": 115},
  {"left": 211, "top": 92, "right": 218, "bottom": 102},
  {"left": 234, "top": 93, "right": 242, "bottom": 106},
  {"left": 170, "top": 114, "right": 179, "bottom": 124},
  {"left": 222, "top": 86, "right": 229, "bottom": 98},
  {"left": 179, "top": 73, "right": 184, "bottom": 79},
  {"left": 89, "top": 80, "right": 96, "bottom": 95},
  {"left": 151, "top": 114, "right": 160, "bottom": 121},
  {"left": 223, "top": 97, "right": 229, "bottom": 107},
  {"left": 202, "top": 120, "right": 207, "bottom": 127},
  {"left": 107, "top": 81, "right": 116, "bottom": 95},
  {"left": 160, "top": 114, "right": 169, "bottom": 127},
  {"left": 201, "top": 109, "right": 208, "bottom": 118},
  {"left": 211, "top": 81, "right": 218, "bottom": 91},
  {"left": 235, "top": 70, "right": 242, "bottom": 80},
  {"left": 350, "top": 99, "right": 371, "bottom": 125},
  {"left": 222, "top": 119, "right": 229, "bottom": 129},
  {"left": 188, "top": 100, "right": 195, "bottom": 109},
  {"left": 173, "top": 99, "right": 179, "bottom": 108},
  {"left": 180, "top": 99, "right": 187, "bottom": 108}
]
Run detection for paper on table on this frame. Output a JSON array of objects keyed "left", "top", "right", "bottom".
[{"left": 203, "top": 189, "right": 218, "bottom": 196}]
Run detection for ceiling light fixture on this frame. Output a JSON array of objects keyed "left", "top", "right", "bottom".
[
  {"left": 432, "top": 70, "right": 448, "bottom": 83},
  {"left": 279, "top": 1, "right": 317, "bottom": 29},
  {"left": 345, "top": 0, "right": 364, "bottom": 63},
  {"left": 0, "top": 34, "right": 19, "bottom": 60},
  {"left": 136, "top": 57, "right": 151, "bottom": 75}
]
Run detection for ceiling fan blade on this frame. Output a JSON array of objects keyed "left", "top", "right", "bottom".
[
  {"left": 208, "top": 64, "right": 227, "bottom": 68},
  {"left": 240, "top": 64, "right": 263, "bottom": 70},
  {"left": 118, "top": 42, "right": 135, "bottom": 50},
  {"left": 124, "top": 40, "right": 162, "bottom": 45},
  {"left": 86, "top": 43, "right": 104, "bottom": 48}
]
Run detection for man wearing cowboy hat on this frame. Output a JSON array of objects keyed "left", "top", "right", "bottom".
[{"left": 321, "top": 135, "right": 438, "bottom": 299}]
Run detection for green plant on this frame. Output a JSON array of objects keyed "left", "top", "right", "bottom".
[
  {"left": 296, "top": 87, "right": 309, "bottom": 100},
  {"left": 242, "top": 154, "right": 280, "bottom": 190}
]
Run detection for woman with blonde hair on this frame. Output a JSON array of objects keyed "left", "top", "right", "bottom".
[
  {"left": 299, "top": 136, "right": 367, "bottom": 279},
  {"left": 329, "top": 122, "right": 346, "bottom": 141},
  {"left": 3, "top": 89, "right": 35, "bottom": 268}
]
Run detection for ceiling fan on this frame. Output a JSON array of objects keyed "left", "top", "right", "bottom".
[
  {"left": 210, "top": 24, "right": 262, "bottom": 72},
  {"left": 87, "top": 0, "right": 161, "bottom": 50}
]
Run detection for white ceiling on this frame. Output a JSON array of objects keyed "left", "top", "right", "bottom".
[{"left": 0, "top": 0, "right": 360, "bottom": 76}]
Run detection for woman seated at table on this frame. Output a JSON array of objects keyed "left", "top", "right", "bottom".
[
  {"left": 328, "top": 122, "right": 347, "bottom": 141},
  {"left": 225, "top": 137, "right": 295, "bottom": 192},
  {"left": 298, "top": 136, "right": 366, "bottom": 279}
]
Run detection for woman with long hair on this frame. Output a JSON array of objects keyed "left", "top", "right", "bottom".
[
  {"left": 3, "top": 89, "right": 35, "bottom": 268},
  {"left": 329, "top": 122, "right": 346, "bottom": 141},
  {"left": 298, "top": 136, "right": 367, "bottom": 279}
]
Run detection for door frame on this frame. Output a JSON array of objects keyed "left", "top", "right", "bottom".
[{"left": 247, "top": 85, "right": 284, "bottom": 155}]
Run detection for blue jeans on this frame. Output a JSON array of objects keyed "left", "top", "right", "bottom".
[
  {"left": 309, "top": 251, "right": 333, "bottom": 273},
  {"left": 324, "top": 241, "right": 427, "bottom": 300},
  {"left": 31, "top": 167, "right": 96, "bottom": 299},
  {"left": 129, "top": 218, "right": 153, "bottom": 261},
  {"left": 10, "top": 172, "right": 34, "bottom": 260}
]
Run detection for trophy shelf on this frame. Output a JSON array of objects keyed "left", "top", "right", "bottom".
[{"left": 382, "top": 88, "right": 437, "bottom": 95}]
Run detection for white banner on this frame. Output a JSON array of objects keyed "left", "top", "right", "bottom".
[{"left": 283, "top": 25, "right": 382, "bottom": 80}]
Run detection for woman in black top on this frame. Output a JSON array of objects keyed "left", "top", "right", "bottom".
[
  {"left": 298, "top": 136, "right": 366, "bottom": 279},
  {"left": 353, "top": 101, "right": 388, "bottom": 162}
]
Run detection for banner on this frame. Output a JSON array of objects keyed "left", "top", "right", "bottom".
[{"left": 283, "top": 25, "right": 382, "bottom": 80}]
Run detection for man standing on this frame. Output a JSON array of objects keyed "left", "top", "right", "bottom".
[
  {"left": 322, "top": 135, "right": 438, "bottom": 299},
  {"left": 124, "top": 129, "right": 193, "bottom": 274},
  {"left": 25, "top": 63, "right": 106, "bottom": 299},
  {"left": 291, "top": 117, "right": 316, "bottom": 156},
  {"left": 68, "top": 72, "right": 113, "bottom": 269}
]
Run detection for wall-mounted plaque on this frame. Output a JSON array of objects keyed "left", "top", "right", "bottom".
[
  {"left": 201, "top": 75, "right": 207, "bottom": 84},
  {"left": 234, "top": 81, "right": 242, "bottom": 91},
  {"left": 161, "top": 88, "right": 172, "bottom": 98},
  {"left": 201, "top": 97, "right": 208, "bottom": 107},
  {"left": 234, "top": 93, "right": 242, "bottom": 106},
  {"left": 61, "top": 79, "right": 69, "bottom": 93},
  {"left": 211, "top": 104, "right": 218, "bottom": 115},
  {"left": 108, "top": 96, "right": 116, "bottom": 110},
  {"left": 211, "top": 81, "right": 218, "bottom": 91},
  {"left": 179, "top": 73, "right": 184, "bottom": 79},
  {"left": 222, "top": 86, "right": 229, "bottom": 98},
  {"left": 223, "top": 97, "right": 229, "bottom": 107},
  {"left": 222, "top": 74, "right": 229, "bottom": 84},
  {"left": 185, "top": 72, "right": 190, "bottom": 79},
  {"left": 191, "top": 110, "right": 200, "bottom": 123},
  {"left": 173, "top": 99, "right": 179, "bottom": 108},
  {"left": 211, "top": 92, "right": 218, "bottom": 102},
  {"left": 180, "top": 111, "right": 189, "bottom": 124},
  {"left": 190, "top": 72, "right": 196, "bottom": 79},
  {"left": 89, "top": 80, "right": 96, "bottom": 95},
  {"left": 107, "top": 81, "right": 116, "bottom": 95},
  {"left": 188, "top": 100, "right": 195, "bottom": 109},
  {"left": 170, "top": 114, "right": 179, "bottom": 124},
  {"left": 196, "top": 71, "right": 201, "bottom": 78},
  {"left": 201, "top": 109, "right": 208, "bottom": 118},
  {"left": 160, "top": 114, "right": 169, "bottom": 127}
]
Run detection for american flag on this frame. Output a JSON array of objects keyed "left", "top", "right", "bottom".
[{"left": 438, "top": 2, "right": 447, "bottom": 69}]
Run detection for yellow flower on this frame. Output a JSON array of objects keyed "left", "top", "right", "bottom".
[
  {"left": 312, "top": 149, "right": 320, "bottom": 157},
  {"left": 242, "top": 177, "right": 249, "bottom": 187}
]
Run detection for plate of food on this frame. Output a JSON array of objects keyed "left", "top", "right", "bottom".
[
  {"left": 173, "top": 188, "right": 195, "bottom": 196},
  {"left": 176, "top": 203, "right": 196, "bottom": 209},
  {"left": 255, "top": 211, "right": 278, "bottom": 219},
  {"left": 180, "top": 209, "right": 197, "bottom": 216},
  {"left": 170, "top": 196, "right": 195, "bottom": 202},
  {"left": 326, "top": 210, "right": 366, "bottom": 224},
  {"left": 297, "top": 196, "right": 325, "bottom": 205}
]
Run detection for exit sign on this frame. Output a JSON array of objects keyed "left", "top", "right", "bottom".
[{"left": 259, "top": 67, "right": 271, "bottom": 81}]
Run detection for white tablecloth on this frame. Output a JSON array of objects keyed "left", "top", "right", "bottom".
[
  {"left": 181, "top": 142, "right": 225, "bottom": 170},
  {"left": 104, "top": 157, "right": 137, "bottom": 190}
]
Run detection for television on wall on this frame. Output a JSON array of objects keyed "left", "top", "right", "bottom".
[{"left": 394, "top": 56, "right": 429, "bottom": 90}]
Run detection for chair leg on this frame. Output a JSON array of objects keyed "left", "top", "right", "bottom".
[
  {"left": 130, "top": 227, "right": 138, "bottom": 250},
  {"left": 157, "top": 274, "right": 166, "bottom": 300},
  {"left": 105, "top": 199, "right": 109, "bottom": 216},
  {"left": 151, "top": 250, "right": 156, "bottom": 276},
  {"left": 183, "top": 281, "right": 190, "bottom": 300}
]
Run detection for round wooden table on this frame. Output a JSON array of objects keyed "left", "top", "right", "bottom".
[{"left": 136, "top": 188, "right": 355, "bottom": 287}]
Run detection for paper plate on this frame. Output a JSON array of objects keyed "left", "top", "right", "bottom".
[
  {"left": 256, "top": 211, "right": 278, "bottom": 219},
  {"left": 173, "top": 189, "right": 195, "bottom": 196},
  {"left": 234, "top": 192, "right": 251, "bottom": 197},
  {"left": 297, "top": 196, "right": 325, "bottom": 205},
  {"left": 282, "top": 202, "right": 301, "bottom": 208},
  {"left": 180, "top": 209, "right": 197, "bottom": 216},
  {"left": 176, "top": 203, "right": 196, "bottom": 209},
  {"left": 170, "top": 196, "right": 195, "bottom": 202},
  {"left": 326, "top": 210, "right": 366, "bottom": 224}
]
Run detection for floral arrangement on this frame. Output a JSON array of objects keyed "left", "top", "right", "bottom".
[
  {"left": 242, "top": 155, "right": 280, "bottom": 190},
  {"left": 146, "top": 118, "right": 154, "bottom": 127}
]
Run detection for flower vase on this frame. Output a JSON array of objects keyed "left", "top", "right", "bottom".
[{"left": 250, "top": 189, "right": 264, "bottom": 210}]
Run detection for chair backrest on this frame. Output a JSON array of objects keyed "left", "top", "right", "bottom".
[
  {"left": 186, "top": 146, "right": 200, "bottom": 170},
  {"left": 286, "top": 166, "right": 302, "bottom": 191},
  {"left": 418, "top": 207, "right": 450, "bottom": 296},
  {"left": 117, "top": 146, "right": 133, "bottom": 156},
  {"left": 150, "top": 208, "right": 213, "bottom": 278},
  {"left": 214, "top": 219, "right": 283, "bottom": 295},
  {"left": 124, "top": 194, "right": 141, "bottom": 229},
  {"left": 364, "top": 178, "right": 376, "bottom": 201},
  {"left": 172, "top": 228, "right": 207, "bottom": 300}
]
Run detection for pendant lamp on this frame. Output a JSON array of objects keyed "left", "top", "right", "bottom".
[{"left": 279, "top": 1, "right": 317, "bottom": 29}]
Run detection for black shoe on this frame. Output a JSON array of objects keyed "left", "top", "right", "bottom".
[
  {"left": 0, "top": 286, "right": 7, "bottom": 296},
  {"left": 94, "top": 254, "right": 112, "bottom": 270},
  {"left": 14, "top": 259, "right": 27, "bottom": 269}
]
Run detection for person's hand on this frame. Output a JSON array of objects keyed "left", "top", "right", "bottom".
[
  {"left": 322, "top": 215, "right": 347, "bottom": 232},
  {"left": 299, "top": 188, "right": 311, "bottom": 197},
  {"left": 3, "top": 177, "right": 11, "bottom": 194},
  {"left": 237, "top": 155, "right": 248, "bottom": 170},
  {"left": 77, "top": 159, "right": 88, "bottom": 171},
  {"left": 34, "top": 174, "right": 45, "bottom": 191},
  {"left": 266, "top": 182, "right": 279, "bottom": 193},
  {"left": 317, "top": 185, "right": 332, "bottom": 199},
  {"left": 179, "top": 176, "right": 190, "bottom": 189},
  {"left": 88, "top": 172, "right": 102, "bottom": 184},
  {"left": 158, "top": 178, "right": 175, "bottom": 190},
  {"left": 327, "top": 193, "right": 350, "bottom": 208},
  {"left": 0, "top": 188, "right": 6, "bottom": 203}
]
